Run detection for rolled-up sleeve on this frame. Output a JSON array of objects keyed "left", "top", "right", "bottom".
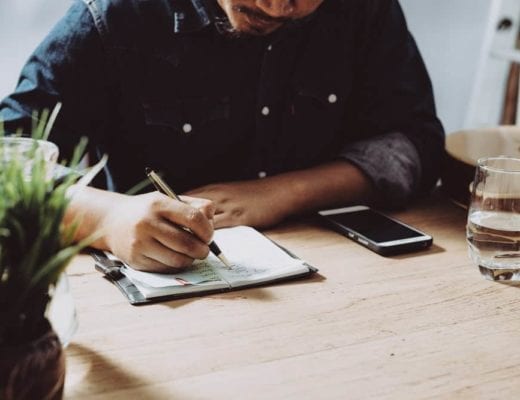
[
  {"left": 343, "top": 0, "right": 445, "bottom": 208},
  {"left": 340, "top": 132, "right": 421, "bottom": 208}
]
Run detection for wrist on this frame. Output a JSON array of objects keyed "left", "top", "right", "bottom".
[
  {"left": 65, "top": 186, "right": 123, "bottom": 250},
  {"left": 265, "top": 174, "right": 309, "bottom": 217},
  {"left": 268, "top": 161, "right": 375, "bottom": 216}
]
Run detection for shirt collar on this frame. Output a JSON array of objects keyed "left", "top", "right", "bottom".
[
  {"left": 170, "top": 0, "right": 214, "bottom": 33},
  {"left": 169, "top": 0, "right": 324, "bottom": 35}
]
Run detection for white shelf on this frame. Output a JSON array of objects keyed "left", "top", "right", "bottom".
[
  {"left": 466, "top": 0, "right": 520, "bottom": 128},
  {"left": 491, "top": 49, "right": 520, "bottom": 63}
]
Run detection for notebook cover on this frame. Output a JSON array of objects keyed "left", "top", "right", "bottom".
[{"left": 91, "top": 239, "right": 317, "bottom": 306}]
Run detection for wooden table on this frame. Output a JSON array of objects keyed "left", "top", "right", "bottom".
[{"left": 64, "top": 195, "right": 520, "bottom": 399}]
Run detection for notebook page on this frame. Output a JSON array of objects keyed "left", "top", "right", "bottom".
[
  {"left": 106, "top": 226, "right": 309, "bottom": 298},
  {"left": 120, "top": 259, "right": 229, "bottom": 299},
  {"left": 122, "top": 261, "right": 222, "bottom": 287},
  {"left": 131, "top": 278, "right": 228, "bottom": 299},
  {"left": 212, "top": 226, "right": 309, "bottom": 287}
]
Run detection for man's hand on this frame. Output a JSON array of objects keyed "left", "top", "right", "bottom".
[
  {"left": 185, "top": 161, "right": 375, "bottom": 229},
  {"left": 66, "top": 188, "right": 215, "bottom": 273},
  {"left": 185, "top": 179, "right": 292, "bottom": 229},
  {"left": 65, "top": 161, "right": 372, "bottom": 271}
]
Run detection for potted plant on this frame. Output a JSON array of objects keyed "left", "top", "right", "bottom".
[{"left": 0, "top": 108, "right": 96, "bottom": 399}]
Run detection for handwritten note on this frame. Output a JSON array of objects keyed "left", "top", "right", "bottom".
[
  {"left": 207, "top": 226, "right": 308, "bottom": 285},
  {"left": 122, "top": 261, "right": 222, "bottom": 288}
]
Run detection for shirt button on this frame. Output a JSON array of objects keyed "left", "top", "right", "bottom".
[
  {"left": 328, "top": 94, "right": 338, "bottom": 104},
  {"left": 267, "top": 44, "right": 273, "bottom": 51},
  {"left": 258, "top": 171, "right": 267, "bottom": 178},
  {"left": 182, "top": 123, "right": 192, "bottom": 133},
  {"left": 261, "top": 106, "right": 270, "bottom": 116}
]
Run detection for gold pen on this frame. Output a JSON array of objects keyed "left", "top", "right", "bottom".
[{"left": 145, "top": 168, "right": 232, "bottom": 268}]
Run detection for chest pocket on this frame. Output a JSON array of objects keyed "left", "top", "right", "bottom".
[
  {"left": 293, "top": 85, "right": 342, "bottom": 125},
  {"left": 142, "top": 96, "right": 230, "bottom": 137},
  {"left": 278, "top": 82, "right": 347, "bottom": 168},
  {"left": 136, "top": 41, "right": 232, "bottom": 139},
  {"left": 140, "top": 96, "right": 232, "bottom": 173}
]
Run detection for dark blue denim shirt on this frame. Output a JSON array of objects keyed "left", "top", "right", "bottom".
[{"left": 0, "top": 0, "right": 444, "bottom": 207}]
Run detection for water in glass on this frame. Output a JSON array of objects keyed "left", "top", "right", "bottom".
[{"left": 467, "top": 157, "right": 520, "bottom": 281}]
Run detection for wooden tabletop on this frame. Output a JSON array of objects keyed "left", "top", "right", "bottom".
[{"left": 64, "top": 194, "right": 520, "bottom": 399}]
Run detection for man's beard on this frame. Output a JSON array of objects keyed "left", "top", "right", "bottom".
[
  {"left": 214, "top": 14, "right": 242, "bottom": 37},
  {"left": 214, "top": 10, "right": 306, "bottom": 38}
]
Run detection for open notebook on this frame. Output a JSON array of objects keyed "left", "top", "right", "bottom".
[{"left": 92, "top": 226, "right": 317, "bottom": 305}]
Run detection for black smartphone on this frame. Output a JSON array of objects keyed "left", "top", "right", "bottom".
[{"left": 318, "top": 206, "right": 433, "bottom": 256}]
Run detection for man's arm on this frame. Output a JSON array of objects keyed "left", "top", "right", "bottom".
[
  {"left": 342, "top": 0, "right": 445, "bottom": 207},
  {"left": 186, "top": 160, "right": 374, "bottom": 228},
  {"left": 0, "top": 2, "right": 216, "bottom": 272},
  {"left": 187, "top": 0, "right": 444, "bottom": 228},
  {"left": 0, "top": 1, "right": 110, "bottom": 160},
  {"left": 65, "top": 187, "right": 216, "bottom": 272}
]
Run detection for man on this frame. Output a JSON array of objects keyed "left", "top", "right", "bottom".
[{"left": 0, "top": 0, "right": 444, "bottom": 272}]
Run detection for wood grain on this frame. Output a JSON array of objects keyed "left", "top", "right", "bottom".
[{"left": 64, "top": 194, "right": 520, "bottom": 399}]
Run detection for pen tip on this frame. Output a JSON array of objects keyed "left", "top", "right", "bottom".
[
  {"left": 144, "top": 167, "right": 152, "bottom": 176},
  {"left": 219, "top": 254, "right": 233, "bottom": 269}
]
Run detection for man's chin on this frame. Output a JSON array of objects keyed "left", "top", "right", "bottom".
[
  {"left": 231, "top": 17, "right": 283, "bottom": 36},
  {"left": 241, "top": 25, "right": 280, "bottom": 36}
]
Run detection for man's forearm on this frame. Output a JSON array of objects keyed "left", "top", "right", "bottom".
[
  {"left": 184, "top": 160, "right": 375, "bottom": 229},
  {"left": 64, "top": 186, "right": 123, "bottom": 249},
  {"left": 268, "top": 160, "right": 375, "bottom": 216}
]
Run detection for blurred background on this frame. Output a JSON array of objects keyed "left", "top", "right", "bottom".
[{"left": 0, "top": 0, "right": 519, "bottom": 134}]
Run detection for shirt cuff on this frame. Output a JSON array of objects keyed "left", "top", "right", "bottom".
[{"left": 339, "top": 132, "right": 422, "bottom": 208}]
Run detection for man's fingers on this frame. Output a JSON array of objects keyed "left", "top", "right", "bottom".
[
  {"left": 180, "top": 195, "right": 216, "bottom": 220},
  {"left": 152, "top": 220, "right": 210, "bottom": 260},
  {"left": 133, "top": 253, "right": 190, "bottom": 273},
  {"left": 156, "top": 198, "right": 214, "bottom": 244},
  {"left": 140, "top": 239, "right": 195, "bottom": 271},
  {"left": 213, "top": 212, "right": 235, "bottom": 229}
]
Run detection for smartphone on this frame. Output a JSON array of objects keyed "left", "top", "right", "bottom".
[{"left": 318, "top": 205, "right": 433, "bottom": 256}]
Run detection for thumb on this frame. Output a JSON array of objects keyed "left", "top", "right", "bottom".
[{"left": 180, "top": 195, "right": 216, "bottom": 220}]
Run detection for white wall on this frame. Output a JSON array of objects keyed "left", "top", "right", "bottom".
[
  {"left": 0, "top": 0, "right": 71, "bottom": 98},
  {"left": 401, "top": 0, "right": 496, "bottom": 133},
  {"left": 401, "top": 0, "right": 520, "bottom": 133}
]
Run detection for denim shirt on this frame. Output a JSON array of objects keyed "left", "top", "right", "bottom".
[{"left": 0, "top": 0, "right": 444, "bottom": 207}]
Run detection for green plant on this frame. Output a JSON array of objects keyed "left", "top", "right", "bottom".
[{"left": 0, "top": 106, "right": 93, "bottom": 345}]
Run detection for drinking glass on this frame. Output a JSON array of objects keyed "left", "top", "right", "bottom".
[
  {"left": 0, "top": 136, "right": 59, "bottom": 180},
  {"left": 46, "top": 274, "right": 79, "bottom": 347},
  {"left": 467, "top": 157, "right": 520, "bottom": 281},
  {"left": 1, "top": 137, "right": 78, "bottom": 345}
]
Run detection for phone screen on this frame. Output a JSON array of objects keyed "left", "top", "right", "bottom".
[{"left": 330, "top": 209, "right": 422, "bottom": 243}]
